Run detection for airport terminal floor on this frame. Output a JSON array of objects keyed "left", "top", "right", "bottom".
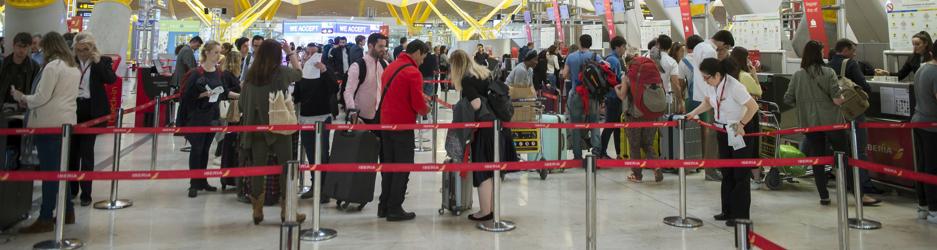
[{"left": 1, "top": 80, "right": 935, "bottom": 250}]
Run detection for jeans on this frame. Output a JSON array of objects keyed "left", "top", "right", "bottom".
[
  {"left": 600, "top": 96, "right": 622, "bottom": 157},
  {"left": 423, "top": 77, "right": 437, "bottom": 96},
  {"left": 547, "top": 74, "right": 557, "bottom": 87},
  {"left": 186, "top": 133, "right": 214, "bottom": 189},
  {"left": 567, "top": 90, "right": 601, "bottom": 159},
  {"left": 36, "top": 134, "right": 73, "bottom": 220},
  {"left": 853, "top": 115, "right": 874, "bottom": 191},
  {"left": 915, "top": 129, "right": 937, "bottom": 211}
]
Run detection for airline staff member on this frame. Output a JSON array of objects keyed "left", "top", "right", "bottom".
[{"left": 685, "top": 58, "right": 759, "bottom": 227}]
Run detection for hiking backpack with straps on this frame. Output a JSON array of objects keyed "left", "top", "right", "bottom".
[{"left": 578, "top": 53, "right": 619, "bottom": 99}]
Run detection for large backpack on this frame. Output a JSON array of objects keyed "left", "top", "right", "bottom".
[
  {"left": 625, "top": 57, "right": 666, "bottom": 119},
  {"left": 578, "top": 53, "right": 619, "bottom": 99},
  {"left": 485, "top": 78, "right": 514, "bottom": 122},
  {"left": 835, "top": 59, "right": 870, "bottom": 121}
]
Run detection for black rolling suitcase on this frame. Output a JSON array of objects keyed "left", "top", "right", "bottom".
[
  {"left": 219, "top": 132, "right": 239, "bottom": 190},
  {"left": 0, "top": 114, "right": 33, "bottom": 231},
  {"left": 321, "top": 121, "right": 379, "bottom": 211}
]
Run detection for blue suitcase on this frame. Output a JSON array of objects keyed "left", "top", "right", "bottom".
[{"left": 529, "top": 114, "right": 567, "bottom": 162}]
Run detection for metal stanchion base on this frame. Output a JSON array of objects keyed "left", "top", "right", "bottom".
[
  {"left": 299, "top": 228, "right": 337, "bottom": 241},
  {"left": 414, "top": 146, "right": 432, "bottom": 152},
  {"left": 414, "top": 138, "right": 431, "bottom": 143},
  {"left": 848, "top": 218, "right": 882, "bottom": 230},
  {"left": 663, "top": 216, "right": 703, "bottom": 228},
  {"left": 93, "top": 199, "right": 133, "bottom": 210},
  {"left": 477, "top": 220, "right": 516, "bottom": 232},
  {"left": 33, "top": 239, "right": 83, "bottom": 250}
]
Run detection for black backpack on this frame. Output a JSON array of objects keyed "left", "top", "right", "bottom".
[
  {"left": 579, "top": 53, "right": 612, "bottom": 99},
  {"left": 485, "top": 78, "right": 514, "bottom": 122},
  {"left": 339, "top": 57, "right": 388, "bottom": 108}
]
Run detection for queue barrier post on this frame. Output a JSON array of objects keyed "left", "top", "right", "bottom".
[
  {"left": 734, "top": 219, "right": 752, "bottom": 250},
  {"left": 167, "top": 87, "right": 177, "bottom": 127},
  {"left": 835, "top": 151, "right": 850, "bottom": 250},
  {"left": 94, "top": 109, "right": 133, "bottom": 210},
  {"left": 296, "top": 106, "right": 309, "bottom": 194},
  {"left": 847, "top": 120, "right": 882, "bottom": 230},
  {"left": 431, "top": 82, "right": 439, "bottom": 163},
  {"left": 150, "top": 92, "right": 164, "bottom": 171},
  {"left": 279, "top": 161, "right": 301, "bottom": 250},
  {"left": 33, "top": 124, "right": 83, "bottom": 250},
  {"left": 585, "top": 155, "right": 597, "bottom": 250},
  {"left": 478, "top": 120, "right": 516, "bottom": 232},
  {"left": 663, "top": 118, "right": 703, "bottom": 228},
  {"left": 300, "top": 121, "right": 337, "bottom": 241}
]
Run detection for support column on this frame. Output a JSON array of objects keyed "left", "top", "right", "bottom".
[
  {"left": 87, "top": 1, "right": 133, "bottom": 57},
  {"left": 3, "top": 0, "right": 66, "bottom": 51}
]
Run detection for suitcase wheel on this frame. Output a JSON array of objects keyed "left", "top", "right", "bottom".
[
  {"left": 539, "top": 170, "right": 548, "bottom": 180},
  {"left": 438, "top": 208, "right": 446, "bottom": 215},
  {"left": 453, "top": 210, "right": 462, "bottom": 216},
  {"left": 765, "top": 168, "right": 783, "bottom": 190},
  {"left": 337, "top": 200, "right": 350, "bottom": 210}
]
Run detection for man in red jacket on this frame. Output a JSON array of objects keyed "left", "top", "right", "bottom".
[{"left": 376, "top": 39, "right": 430, "bottom": 221}]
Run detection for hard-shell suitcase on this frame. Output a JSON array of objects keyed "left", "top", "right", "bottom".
[
  {"left": 322, "top": 129, "right": 379, "bottom": 211},
  {"left": 439, "top": 159, "right": 473, "bottom": 216},
  {"left": 529, "top": 114, "right": 567, "bottom": 162}
]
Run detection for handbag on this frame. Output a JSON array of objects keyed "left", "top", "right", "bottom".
[
  {"left": 226, "top": 99, "right": 241, "bottom": 123},
  {"left": 268, "top": 91, "right": 297, "bottom": 135}
]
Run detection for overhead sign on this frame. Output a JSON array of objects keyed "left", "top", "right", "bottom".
[
  {"left": 283, "top": 22, "right": 382, "bottom": 35},
  {"left": 612, "top": 0, "right": 625, "bottom": 13},
  {"left": 552, "top": 0, "right": 565, "bottom": 43},
  {"left": 604, "top": 0, "right": 615, "bottom": 37},
  {"left": 803, "top": 0, "right": 829, "bottom": 56},
  {"left": 679, "top": 0, "right": 695, "bottom": 38},
  {"left": 560, "top": 5, "right": 570, "bottom": 20}
]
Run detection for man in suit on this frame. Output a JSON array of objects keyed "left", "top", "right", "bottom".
[
  {"left": 171, "top": 36, "right": 203, "bottom": 87},
  {"left": 240, "top": 35, "right": 264, "bottom": 81},
  {"left": 327, "top": 36, "right": 351, "bottom": 82}
]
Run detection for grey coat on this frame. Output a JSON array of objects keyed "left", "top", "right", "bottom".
[{"left": 783, "top": 66, "right": 845, "bottom": 127}]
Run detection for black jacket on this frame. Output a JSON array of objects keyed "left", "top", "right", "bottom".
[
  {"left": 293, "top": 71, "right": 339, "bottom": 117},
  {"left": 893, "top": 53, "right": 928, "bottom": 81},
  {"left": 829, "top": 55, "right": 871, "bottom": 94},
  {"left": 0, "top": 54, "right": 41, "bottom": 106},
  {"left": 76, "top": 56, "right": 119, "bottom": 121},
  {"left": 393, "top": 45, "right": 404, "bottom": 60},
  {"left": 419, "top": 54, "right": 438, "bottom": 77},
  {"left": 328, "top": 45, "right": 351, "bottom": 76}
]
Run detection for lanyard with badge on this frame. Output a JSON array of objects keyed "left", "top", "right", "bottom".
[
  {"left": 79, "top": 61, "right": 92, "bottom": 96},
  {"left": 714, "top": 77, "right": 727, "bottom": 121}
]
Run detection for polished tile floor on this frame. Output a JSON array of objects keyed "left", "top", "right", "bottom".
[{"left": 1, "top": 84, "right": 935, "bottom": 250}]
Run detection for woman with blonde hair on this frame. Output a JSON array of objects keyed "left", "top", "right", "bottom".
[
  {"left": 66, "top": 32, "right": 118, "bottom": 206},
  {"left": 12, "top": 32, "right": 82, "bottom": 234},
  {"left": 449, "top": 49, "right": 518, "bottom": 221}
]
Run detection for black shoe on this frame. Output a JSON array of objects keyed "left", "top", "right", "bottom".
[
  {"left": 80, "top": 198, "right": 92, "bottom": 207},
  {"left": 468, "top": 213, "right": 493, "bottom": 221},
  {"left": 377, "top": 206, "right": 387, "bottom": 218},
  {"left": 725, "top": 220, "right": 737, "bottom": 227},
  {"left": 320, "top": 196, "right": 331, "bottom": 204},
  {"left": 820, "top": 199, "right": 831, "bottom": 206},
  {"left": 385, "top": 209, "right": 416, "bottom": 221},
  {"left": 180, "top": 146, "right": 191, "bottom": 152},
  {"left": 188, "top": 188, "right": 198, "bottom": 198},
  {"left": 202, "top": 185, "right": 218, "bottom": 192},
  {"left": 300, "top": 191, "right": 315, "bottom": 200},
  {"left": 713, "top": 214, "right": 728, "bottom": 221}
]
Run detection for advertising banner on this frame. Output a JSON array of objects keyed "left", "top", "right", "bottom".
[
  {"left": 803, "top": 0, "right": 829, "bottom": 56},
  {"left": 679, "top": 0, "right": 694, "bottom": 39},
  {"left": 552, "top": 0, "right": 565, "bottom": 43},
  {"left": 604, "top": 0, "right": 615, "bottom": 37}
]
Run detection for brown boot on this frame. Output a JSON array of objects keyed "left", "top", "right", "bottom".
[
  {"left": 251, "top": 194, "right": 265, "bottom": 225},
  {"left": 19, "top": 219, "right": 54, "bottom": 234},
  {"left": 65, "top": 210, "right": 75, "bottom": 225},
  {"left": 280, "top": 198, "right": 307, "bottom": 223}
]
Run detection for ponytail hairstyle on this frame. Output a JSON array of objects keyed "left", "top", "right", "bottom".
[{"left": 698, "top": 58, "right": 730, "bottom": 84}]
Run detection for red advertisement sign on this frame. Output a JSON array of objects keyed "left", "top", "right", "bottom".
[
  {"left": 604, "top": 0, "right": 615, "bottom": 37},
  {"left": 803, "top": 0, "right": 829, "bottom": 56},
  {"left": 67, "top": 16, "right": 84, "bottom": 33},
  {"left": 679, "top": 0, "right": 694, "bottom": 39},
  {"left": 552, "top": 0, "right": 564, "bottom": 43},
  {"left": 865, "top": 128, "right": 916, "bottom": 188}
]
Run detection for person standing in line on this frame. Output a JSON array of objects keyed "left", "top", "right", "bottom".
[
  {"left": 599, "top": 36, "right": 627, "bottom": 159},
  {"left": 343, "top": 33, "right": 390, "bottom": 125},
  {"left": 393, "top": 37, "right": 407, "bottom": 60},
  {"left": 327, "top": 37, "right": 352, "bottom": 83},
  {"left": 622, "top": 54, "right": 667, "bottom": 183},
  {"left": 240, "top": 35, "right": 264, "bottom": 81},
  {"left": 912, "top": 42, "right": 937, "bottom": 223},
  {"left": 657, "top": 35, "right": 683, "bottom": 113},
  {"left": 349, "top": 35, "right": 366, "bottom": 63},
  {"left": 12, "top": 32, "right": 81, "bottom": 234},
  {"left": 419, "top": 45, "right": 439, "bottom": 101},
  {"left": 688, "top": 32, "right": 735, "bottom": 182},
  {"left": 30, "top": 34, "right": 44, "bottom": 64},
  {"left": 474, "top": 44, "right": 489, "bottom": 67},
  {"left": 295, "top": 43, "right": 336, "bottom": 202},
  {"left": 68, "top": 33, "right": 118, "bottom": 206},
  {"left": 784, "top": 41, "right": 851, "bottom": 206},
  {"left": 171, "top": 36, "right": 203, "bottom": 87},
  {"left": 376, "top": 40, "right": 430, "bottom": 222},
  {"left": 240, "top": 39, "right": 305, "bottom": 225},
  {"left": 505, "top": 52, "right": 538, "bottom": 98},
  {"left": 545, "top": 45, "right": 560, "bottom": 87},
  {"left": 685, "top": 58, "right": 759, "bottom": 227},
  {"left": 561, "top": 34, "right": 603, "bottom": 159},
  {"left": 179, "top": 41, "right": 234, "bottom": 198},
  {"left": 0, "top": 33, "right": 42, "bottom": 106},
  {"left": 829, "top": 38, "right": 886, "bottom": 202}
]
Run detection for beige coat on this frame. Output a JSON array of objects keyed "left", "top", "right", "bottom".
[{"left": 25, "top": 59, "right": 79, "bottom": 128}]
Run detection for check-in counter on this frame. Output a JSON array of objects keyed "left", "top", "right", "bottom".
[{"left": 865, "top": 80, "right": 916, "bottom": 189}]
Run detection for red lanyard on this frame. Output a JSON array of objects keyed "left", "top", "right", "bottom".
[{"left": 715, "top": 78, "right": 727, "bottom": 121}]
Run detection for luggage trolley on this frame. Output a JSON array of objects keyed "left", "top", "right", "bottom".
[
  {"left": 511, "top": 97, "right": 550, "bottom": 180},
  {"left": 757, "top": 100, "right": 808, "bottom": 190}
]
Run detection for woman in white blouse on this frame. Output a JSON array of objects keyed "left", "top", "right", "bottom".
[
  {"left": 545, "top": 45, "right": 560, "bottom": 87},
  {"left": 12, "top": 32, "right": 81, "bottom": 234},
  {"left": 685, "top": 58, "right": 759, "bottom": 227}
]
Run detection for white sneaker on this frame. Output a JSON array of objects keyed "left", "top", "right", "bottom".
[
  {"left": 926, "top": 212, "right": 937, "bottom": 224},
  {"left": 751, "top": 180, "right": 763, "bottom": 190}
]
